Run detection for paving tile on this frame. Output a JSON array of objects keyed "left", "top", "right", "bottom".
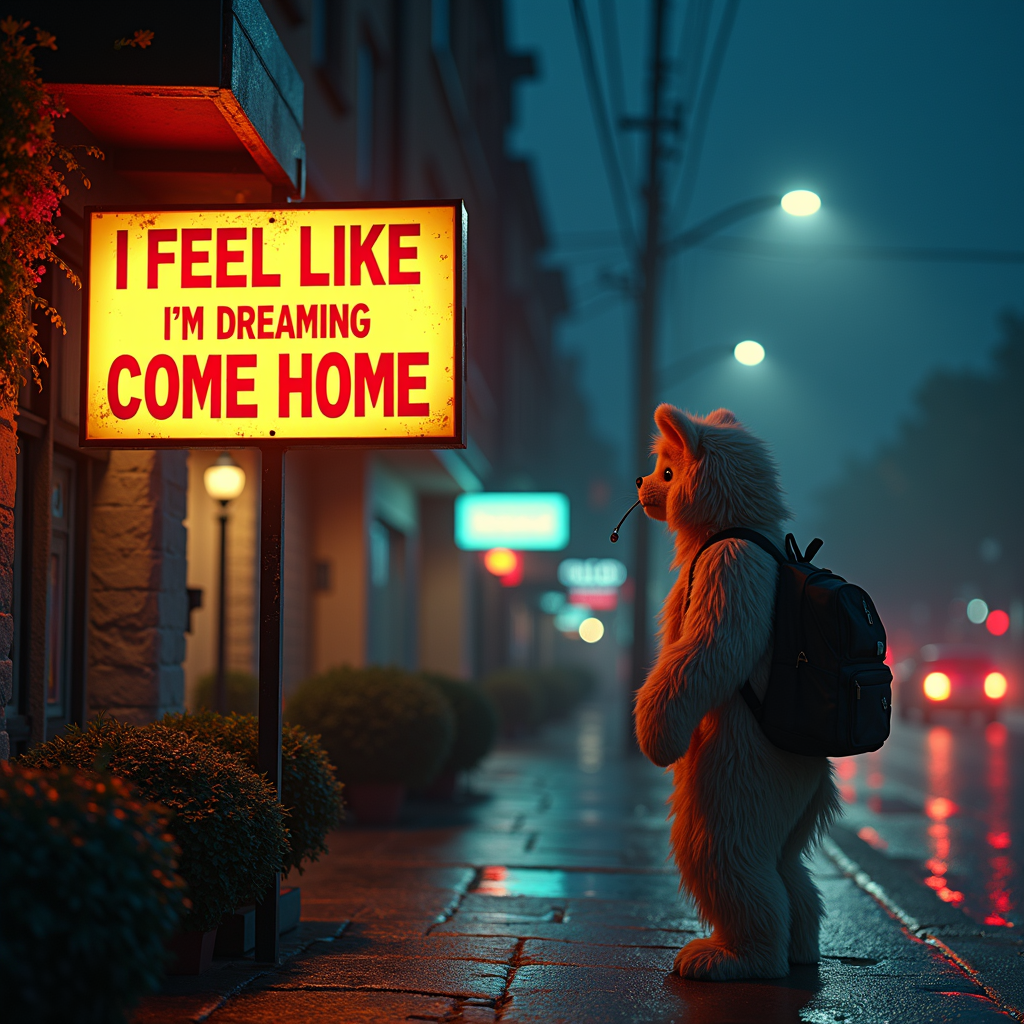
[
  {"left": 434, "top": 918, "right": 695, "bottom": 947},
  {"left": 520, "top": 939, "right": 678, "bottom": 971},
  {"left": 818, "top": 876, "right": 935, "bottom": 961},
  {"left": 262, "top": 952, "right": 509, "bottom": 1000},
  {"left": 502, "top": 962, "right": 824, "bottom": 1024},
  {"left": 327, "top": 933, "right": 519, "bottom": 963},
  {"left": 205, "top": 989, "right": 456, "bottom": 1023}
]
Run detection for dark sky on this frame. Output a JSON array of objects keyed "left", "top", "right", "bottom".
[{"left": 506, "top": 0, "right": 1024, "bottom": 531}]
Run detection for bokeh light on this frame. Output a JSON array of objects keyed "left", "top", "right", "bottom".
[
  {"left": 780, "top": 189, "right": 821, "bottom": 216},
  {"left": 984, "top": 672, "right": 1008, "bottom": 700},
  {"left": 923, "top": 671, "right": 951, "bottom": 701},
  {"left": 967, "top": 598, "right": 989, "bottom": 624},
  {"left": 733, "top": 340, "right": 765, "bottom": 366},
  {"left": 484, "top": 547, "right": 519, "bottom": 577},
  {"left": 986, "top": 609, "right": 1010, "bottom": 636},
  {"left": 578, "top": 617, "right": 605, "bottom": 643}
]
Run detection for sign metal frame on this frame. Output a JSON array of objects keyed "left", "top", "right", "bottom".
[{"left": 79, "top": 199, "right": 467, "bottom": 451}]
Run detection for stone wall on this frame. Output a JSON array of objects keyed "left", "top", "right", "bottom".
[
  {"left": 88, "top": 450, "right": 188, "bottom": 723},
  {"left": 0, "top": 408, "right": 15, "bottom": 759}
]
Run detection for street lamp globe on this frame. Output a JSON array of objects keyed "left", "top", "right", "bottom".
[
  {"left": 204, "top": 452, "right": 246, "bottom": 504},
  {"left": 780, "top": 190, "right": 821, "bottom": 217},
  {"left": 734, "top": 340, "right": 765, "bottom": 366}
]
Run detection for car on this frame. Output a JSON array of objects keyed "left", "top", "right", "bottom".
[{"left": 899, "top": 644, "right": 1008, "bottom": 723}]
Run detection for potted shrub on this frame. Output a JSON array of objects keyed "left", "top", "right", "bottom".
[
  {"left": 286, "top": 665, "right": 454, "bottom": 825},
  {"left": 161, "top": 710, "right": 345, "bottom": 955},
  {"left": 0, "top": 762, "right": 187, "bottom": 1022},
  {"left": 481, "top": 668, "right": 546, "bottom": 737},
  {"left": 20, "top": 719, "right": 288, "bottom": 973},
  {"left": 418, "top": 674, "right": 498, "bottom": 798},
  {"left": 190, "top": 671, "right": 259, "bottom": 715}
]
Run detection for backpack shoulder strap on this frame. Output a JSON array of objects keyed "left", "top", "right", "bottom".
[
  {"left": 684, "top": 528, "right": 786, "bottom": 614},
  {"left": 682, "top": 527, "right": 783, "bottom": 718}
]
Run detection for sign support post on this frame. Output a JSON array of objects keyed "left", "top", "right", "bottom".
[{"left": 255, "top": 443, "right": 285, "bottom": 962}]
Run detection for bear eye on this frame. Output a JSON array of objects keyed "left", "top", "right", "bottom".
[{"left": 663, "top": 467, "right": 673, "bottom": 481}]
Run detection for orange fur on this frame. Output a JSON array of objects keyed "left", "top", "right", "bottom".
[{"left": 633, "top": 404, "right": 839, "bottom": 980}]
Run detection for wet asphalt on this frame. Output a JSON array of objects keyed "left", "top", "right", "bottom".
[{"left": 136, "top": 702, "right": 1024, "bottom": 1023}]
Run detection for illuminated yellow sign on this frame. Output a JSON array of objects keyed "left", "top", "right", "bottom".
[{"left": 82, "top": 202, "right": 466, "bottom": 447}]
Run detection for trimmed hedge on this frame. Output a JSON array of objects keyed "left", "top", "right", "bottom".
[
  {"left": 481, "top": 666, "right": 597, "bottom": 737},
  {"left": 0, "top": 763, "right": 186, "bottom": 1023},
  {"left": 286, "top": 665, "right": 454, "bottom": 787},
  {"left": 19, "top": 719, "right": 287, "bottom": 931},
  {"left": 421, "top": 674, "right": 498, "bottom": 773},
  {"left": 162, "top": 711, "right": 344, "bottom": 873}
]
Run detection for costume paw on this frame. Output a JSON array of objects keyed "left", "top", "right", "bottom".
[{"left": 673, "top": 937, "right": 788, "bottom": 980}]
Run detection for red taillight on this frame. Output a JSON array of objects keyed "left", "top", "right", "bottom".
[{"left": 984, "top": 672, "right": 1008, "bottom": 700}]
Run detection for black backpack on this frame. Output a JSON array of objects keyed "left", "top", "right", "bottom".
[{"left": 685, "top": 527, "right": 892, "bottom": 757}]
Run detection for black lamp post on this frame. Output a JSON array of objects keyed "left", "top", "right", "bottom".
[{"left": 203, "top": 452, "right": 246, "bottom": 715}]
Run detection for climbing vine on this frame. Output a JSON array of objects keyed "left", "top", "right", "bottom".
[{"left": 0, "top": 18, "right": 99, "bottom": 402}]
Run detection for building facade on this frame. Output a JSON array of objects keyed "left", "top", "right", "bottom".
[{"left": 3, "top": 0, "right": 579, "bottom": 752}]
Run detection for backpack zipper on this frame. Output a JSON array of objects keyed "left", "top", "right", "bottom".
[
  {"left": 856, "top": 681, "right": 861, "bottom": 699},
  {"left": 862, "top": 599, "right": 873, "bottom": 625}
]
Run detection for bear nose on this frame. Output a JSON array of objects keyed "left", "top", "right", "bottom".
[{"left": 635, "top": 476, "right": 644, "bottom": 489}]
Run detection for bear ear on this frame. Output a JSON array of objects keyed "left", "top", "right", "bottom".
[
  {"left": 654, "top": 403, "right": 701, "bottom": 456},
  {"left": 706, "top": 408, "right": 738, "bottom": 426}
]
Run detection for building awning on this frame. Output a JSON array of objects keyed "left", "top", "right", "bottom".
[{"left": 33, "top": 0, "right": 304, "bottom": 196}]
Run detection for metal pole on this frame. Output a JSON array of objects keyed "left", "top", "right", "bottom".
[
  {"left": 630, "top": 0, "right": 671, "bottom": 705},
  {"left": 254, "top": 445, "right": 285, "bottom": 963},
  {"left": 215, "top": 510, "right": 228, "bottom": 715}
]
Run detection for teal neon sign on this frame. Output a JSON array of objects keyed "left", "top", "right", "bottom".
[{"left": 454, "top": 493, "right": 570, "bottom": 551}]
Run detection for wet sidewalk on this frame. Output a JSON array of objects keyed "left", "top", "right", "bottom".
[{"left": 136, "top": 706, "right": 1021, "bottom": 1023}]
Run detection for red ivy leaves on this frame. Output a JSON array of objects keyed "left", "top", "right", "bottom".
[{"left": 0, "top": 18, "right": 100, "bottom": 402}]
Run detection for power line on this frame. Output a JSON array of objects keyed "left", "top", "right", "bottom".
[
  {"left": 569, "top": 0, "right": 638, "bottom": 257},
  {"left": 674, "top": 0, "right": 714, "bottom": 113},
  {"left": 700, "top": 237, "right": 1024, "bottom": 264},
  {"left": 667, "top": 0, "right": 739, "bottom": 229},
  {"left": 598, "top": 0, "right": 632, "bottom": 180}
]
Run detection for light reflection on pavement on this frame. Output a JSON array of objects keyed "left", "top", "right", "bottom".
[{"left": 832, "top": 711, "right": 1021, "bottom": 930}]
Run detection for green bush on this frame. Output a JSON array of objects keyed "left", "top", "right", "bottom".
[
  {"left": 191, "top": 670, "right": 259, "bottom": 715},
  {"left": 0, "top": 762, "right": 186, "bottom": 1023},
  {"left": 481, "top": 669, "right": 546, "bottom": 737},
  {"left": 20, "top": 719, "right": 287, "bottom": 932},
  {"left": 286, "top": 665, "right": 455, "bottom": 787},
  {"left": 161, "top": 711, "right": 344, "bottom": 874},
  {"left": 421, "top": 674, "right": 498, "bottom": 772}
]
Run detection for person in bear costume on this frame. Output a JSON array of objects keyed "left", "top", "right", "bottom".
[{"left": 633, "top": 403, "right": 839, "bottom": 980}]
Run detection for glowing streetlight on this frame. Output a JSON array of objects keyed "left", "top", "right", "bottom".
[
  {"left": 579, "top": 617, "right": 605, "bottom": 643},
  {"left": 733, "top": 340, "right": 765, "bottom": 366},
  {"left": 781, "top": 190, "right": 821, "bottom": 217},
  {"left": 203, "top": 453, "right": 246, "bottom": 715},
  {"left": 204, "top": 452, "right": 247, "bottom": 504}
]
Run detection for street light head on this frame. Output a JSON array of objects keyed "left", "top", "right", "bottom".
[
  {"left": 781, "top": 190, "right": 821, "bottom": 217},
  {"left": 734, "top": 340, "right": 765, "bottom": 366},
  {"left": 204, "top": 452, "right": 246, "bottom": 504}
]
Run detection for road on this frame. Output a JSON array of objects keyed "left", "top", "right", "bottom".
[{"left": 834, "top": 710, "right": 1023, "bottom": 933}]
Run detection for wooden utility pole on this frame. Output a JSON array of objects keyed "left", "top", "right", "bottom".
[{"left": 630, "top": 0, "right": 673, "bottom": 703}]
